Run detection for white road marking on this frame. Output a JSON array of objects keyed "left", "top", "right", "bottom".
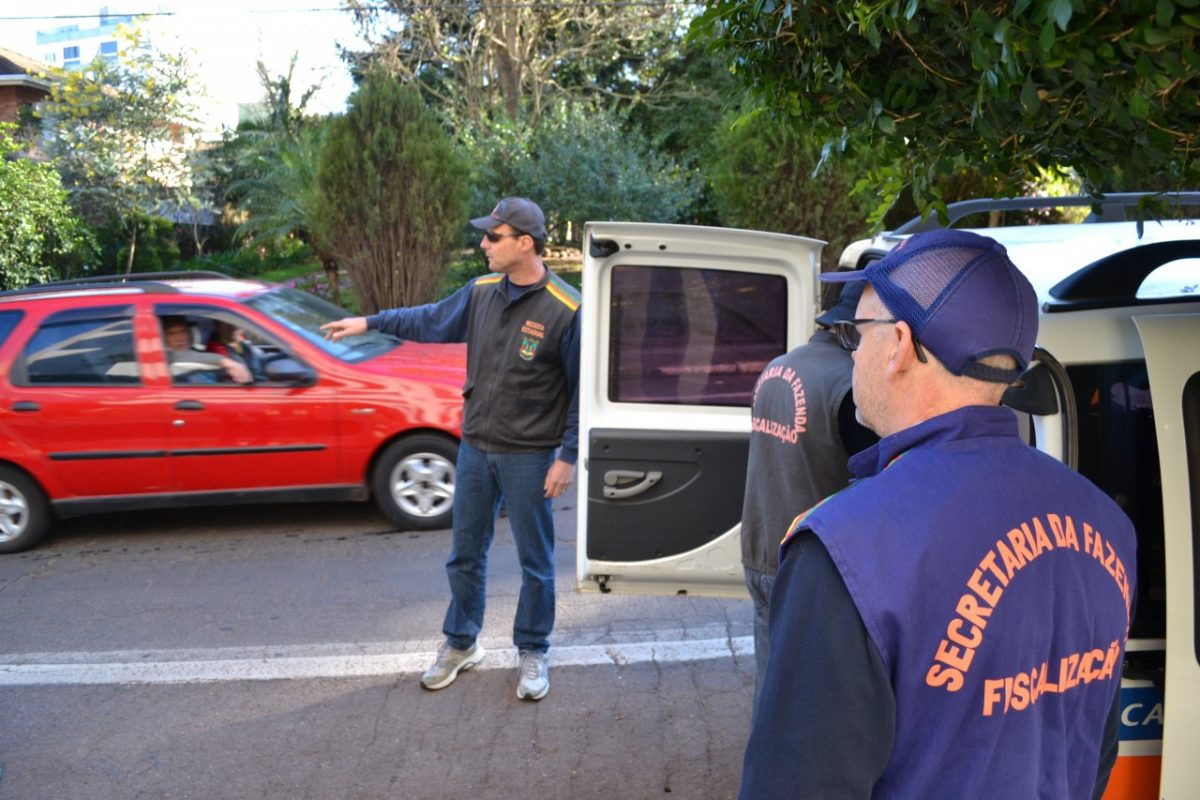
[{"left": 0, "top": 636, "right": 754, "bottom": 686}]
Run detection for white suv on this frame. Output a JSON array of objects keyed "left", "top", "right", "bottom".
[{"left": 574, "top": 194, "right": 1199, "bottom": 799}]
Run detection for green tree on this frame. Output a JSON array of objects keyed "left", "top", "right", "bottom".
[
  {"left": 693, "top": 0, "right": 1200, "bottom": 224},
  {"left": 0, "top": 123, "right": 93, "bottom": 290},
  {"left": 465, "top": 102, "right": 702, "bottom": 245},
  {"left": 38, "top": 26, "right": 201, "bottom": 272},
  {"left": 114, "top": 213, "right": 180, "bottom": 273},
  {"left": 345, "top": 0, "right": 692, "bottom": 128},
  {"left": 708, "top": 109, "right": 879, "bottom": 270},
  {"left": 194, "top": 59, "right": 341, "bottom": 292},
  {"left": 315, "top": 71, "right": 468, "bottom": 312}
]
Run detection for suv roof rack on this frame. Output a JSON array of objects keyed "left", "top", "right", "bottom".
[
  {"left": 895, "top": 192, "right": 1200, "bottom": 235},
  {"left": 0, "top": 271, "right": 238, "bottom": 300},
  {"left": 1047, "top": 239, "right": 1200, "bottom": 312},
  {"left": 38, "top": 270, "right": 232, "bottom": 287}
]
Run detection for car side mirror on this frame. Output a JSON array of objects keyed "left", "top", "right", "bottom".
[{"left": 264, "top": 357, "right": 317, "bottom": 386}]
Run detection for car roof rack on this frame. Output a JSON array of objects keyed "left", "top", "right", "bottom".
[
  {"left": 894, "top": 192, "right": 1200, "bottom": 234},
  {"left": 37, "top": 270, "right": 233, "bottom": 287},
  {"left": 0, "top": 271, "right": 237, "bottom": 300},
  {"left": 1046, "top": 239, "right": 1200, "bottom": 312}
]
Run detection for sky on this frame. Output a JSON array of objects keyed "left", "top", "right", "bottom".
[{"left": 0, "top": 1, "right": 369, "bottom": 130}]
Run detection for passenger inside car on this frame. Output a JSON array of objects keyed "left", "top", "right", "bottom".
[
  {"left": 204, "top": 320, "right": 264, "bottom": 381},
  {"left": 160, "top": 315, "right": 252, "bottom": 384}
]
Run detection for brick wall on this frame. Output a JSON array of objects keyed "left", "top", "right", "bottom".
[{"left": 0, "top": 85, "right": 49, "bottom": 124}]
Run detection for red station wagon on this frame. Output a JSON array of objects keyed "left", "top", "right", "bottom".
[{"left": 0, "top": 271, "right": 466, "bottom": 553}]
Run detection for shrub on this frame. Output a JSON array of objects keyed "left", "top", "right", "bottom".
[
  {"left": 314, "top": 72, "right": 469, "bottom": 314},
  {"left": 463, "top": 103, "right": 702, "bottom": 246}
]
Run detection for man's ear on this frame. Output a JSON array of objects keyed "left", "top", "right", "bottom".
[{"left": 888, "top": 321, "right": 922, "bottom": 374}]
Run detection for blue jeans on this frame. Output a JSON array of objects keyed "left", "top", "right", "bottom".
[
  {"left": 744, "top": 565, "right": 775, "bottom": 724},
  {"left": 442, "top": 440, "right": 556, "bottom": 654}
]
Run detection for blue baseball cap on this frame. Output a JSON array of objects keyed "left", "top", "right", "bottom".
[{"left": 822, "top": 229, "right": 1038, "bottom": 383}]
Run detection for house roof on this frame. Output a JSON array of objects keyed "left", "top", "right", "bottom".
[{"left": 0, "top": 47, "right": 52, "bottom": 89}]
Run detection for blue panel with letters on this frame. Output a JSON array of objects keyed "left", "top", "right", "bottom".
[{"left": 1119, "top": 685, "right": 1164, "bottom": 741}]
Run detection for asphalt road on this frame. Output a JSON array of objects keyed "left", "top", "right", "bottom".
[{"left": 0, "top": 486, "right": 755, "bottom": 800}]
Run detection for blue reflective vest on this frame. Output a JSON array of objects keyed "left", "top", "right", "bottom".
[{"left": 796, "top": 405, "right": 1136, "bottom": 799}]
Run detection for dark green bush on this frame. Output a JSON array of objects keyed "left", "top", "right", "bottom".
[
  {"left": 463, "top": 103, "right": 702, "bottom": 246},
  {"left": 189, "top": 238, "right": 317, "bottom": 278},
  {"left": 110, "top": 214, "right": 180, "bottom": 273}
]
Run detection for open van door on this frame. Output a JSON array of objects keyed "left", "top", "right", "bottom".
[
  {"left": 576, "top": 223, "right": 823, "bottom": 597},
  {"left": 1129, "top": 313, "right": 1200, "bottom": 799}
]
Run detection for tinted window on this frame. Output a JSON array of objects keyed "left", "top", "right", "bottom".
[
  {"left": 608, "top": 265, "right": 788, "bottom": 407},
  {"left": 1069, "top": 361, "right": 1165, "bottom": 639},
  {"left": 1185, "top": 373, "right": 1200, "bottom": 666},
  {"left": 0, "top": 311, "right": 22, "bottom": 346},
  {"left": 21, "top": 307, "right": 139, "bottom": 385}
]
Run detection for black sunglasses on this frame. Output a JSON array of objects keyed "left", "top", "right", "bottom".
[
  {"left": 483, "top": 230, "right": 527, "bottom": 243},
  {"left": 831, "top": 318, "right": 928, "bottom": 363}
]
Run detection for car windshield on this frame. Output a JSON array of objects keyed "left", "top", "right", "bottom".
[{"left": 243, "top": 287, "right": 401, "bottom": 362}]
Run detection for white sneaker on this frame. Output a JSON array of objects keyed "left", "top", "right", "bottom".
[
  {"left": 516, "top": 650, "right": 549, "bottom": 701},
  {"left": 420, "top": 641, "right": 485, "bottom": 690}
]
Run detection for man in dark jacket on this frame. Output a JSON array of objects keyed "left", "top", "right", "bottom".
[
  {"left": 740, "top": 281, "right": 875, "bottom": 718},
  {"left": 321, "top": 197, "right": 580, "bottom": 701}
]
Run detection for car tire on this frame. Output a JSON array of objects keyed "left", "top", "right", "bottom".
[
  {"left": 0, "top": 466, "right": 51, "bottom": 554},
  {"left": 371, "top": 434, "right": 458, "bottom": 531}
]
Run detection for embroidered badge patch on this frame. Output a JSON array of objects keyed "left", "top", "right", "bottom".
[
  {"left": 519, "top": 335, "right": 540, "bottom": 361},
  {"left": 519, "top": 318, "right": 545, "bottom": 361}
]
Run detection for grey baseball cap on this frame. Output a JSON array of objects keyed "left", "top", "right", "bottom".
[{"left": 470, "top": 197, "right": 546, "bottom": 239}]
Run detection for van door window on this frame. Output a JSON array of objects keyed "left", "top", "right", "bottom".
[
  {"left": 1183, "top": 372, "right": 1200, "bottom": 665},
  {"left": 607, "top": 265, "right": 787, "bottom": 407},
  {"left": 1068, "top": 361, "right": 1165, "bottom": 639}
]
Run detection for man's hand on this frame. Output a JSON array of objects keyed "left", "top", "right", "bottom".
[
  {"left": 221, "top": 359, "right": 252, "bottom": 384},
  {"left": 544, "top": 459, "right": 575, "bottom": 499},
  {"left": 320, "top": 317, "right": 368, "bottom": 342}
]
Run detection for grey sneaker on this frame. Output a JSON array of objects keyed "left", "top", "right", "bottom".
[
  {"left": 516, "top": 650, "right": 549, "bottom": 701},
  {"left": 421, "top": 641, "right": 485, "bottom": 690}
]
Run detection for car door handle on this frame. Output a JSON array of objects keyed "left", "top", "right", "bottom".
[
  {"left": 11, "top": 401, "right": 40, "bottom": 412},
  {"left": 603, "top": 469, "right": 663, "bottom": 499},
  {"left": 174, "top": 400, "right": 205, "bottom": 411}
]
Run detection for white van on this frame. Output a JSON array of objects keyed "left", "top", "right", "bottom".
[{"left": 575, "top": 195, "right": 1200, "bottom": 799}]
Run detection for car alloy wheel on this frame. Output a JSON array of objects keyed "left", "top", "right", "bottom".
[
  {"left": 371, "top": 434, "right": 458, "bottom": 530},
  {"left": 0, "top": 467, "right": 50, "bottom": 554}
]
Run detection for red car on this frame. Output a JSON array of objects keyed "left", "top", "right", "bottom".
[{"left": 0, "top": 271, "right": 466, "bottom": 553}]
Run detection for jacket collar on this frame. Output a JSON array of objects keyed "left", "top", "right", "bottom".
[
  {"left": 496, "top": 261, "right": 550, "bottom": 294},
  {"left": 847, "top": 405, "right": 1020, "bottom": 480}
]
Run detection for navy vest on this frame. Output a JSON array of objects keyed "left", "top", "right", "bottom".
[
  {"left": 461, "top": 269, "right": 579, "bottom": 453},
  {"left": 791, "top": 406, "right": 1135, "bottom": 799}
]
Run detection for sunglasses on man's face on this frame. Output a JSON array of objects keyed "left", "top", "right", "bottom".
[
  {"left": 831, "top": 318, "right": 928, "bottom": 363},
  {"left": 483, "top": 230, "right": 526, "bottom": 244}
]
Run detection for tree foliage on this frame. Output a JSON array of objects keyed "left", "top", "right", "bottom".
[
  {"left": 37, "top": 26, "right": 201, "bottom": 272},
  {"left": 0, "top": 124, "right": 93, "bottom": 289},
  {"left": 708, "top": 109, "right": 880, "bottom": 270},
  {"left": 315, "top": 71, "right": 468, "bottom": 312},
  {"left": 464, "top": 103, "right": 702, "bottom": 245},
  {"left": 344, "top": 0, "right": 691, "bottom": 127},
  {"left": 232, "top": 124, "right": 325, "bottom": 237},
  {"left": 693, "top": 0, "right": 1200, "bottom": 224}
]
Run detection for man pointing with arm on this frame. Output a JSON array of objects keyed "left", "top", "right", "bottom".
[{"left": 322, "top": 197, "right": 580, "bottom": 701}]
